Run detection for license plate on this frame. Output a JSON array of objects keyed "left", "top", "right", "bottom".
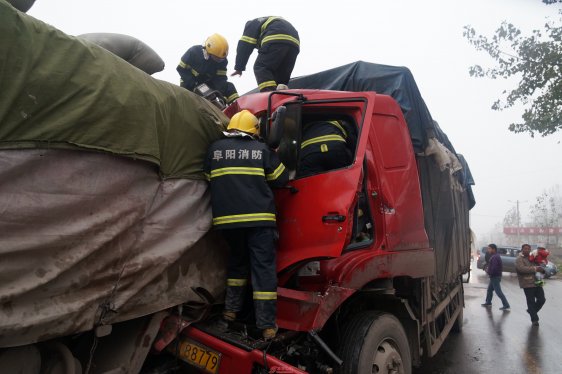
[{"left": 174, "top": 339, "right": 221, "bottom": 373}]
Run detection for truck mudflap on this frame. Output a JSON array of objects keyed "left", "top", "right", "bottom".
[{"left": 177, "top": 326, "right": 307, "bottom": 374}]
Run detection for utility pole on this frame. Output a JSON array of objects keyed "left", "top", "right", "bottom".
[
  {"left": 516, "top": 200, "right": 521, "bottom": 244},
  {"left": 508, "top": 199, "right": 526, "bottom": 245}
]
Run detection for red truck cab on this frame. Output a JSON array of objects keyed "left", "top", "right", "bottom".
[
  {"left": 232, "top": 90, "right": 434, "bottom": 328},
  {"left": 163, "top": 89, "right": 461, "bottom": 374}
]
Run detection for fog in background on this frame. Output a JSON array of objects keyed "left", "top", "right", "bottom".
[{"left": 27, "top": 0, "right": 562, "bottom": 243}]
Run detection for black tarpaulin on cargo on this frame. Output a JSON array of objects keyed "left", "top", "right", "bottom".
[
  {"left": 289, "top": 61, "right": 454, "bottom": 154},
  {"left": 458, "top": 154, "right": 476, "bottom": 209}
]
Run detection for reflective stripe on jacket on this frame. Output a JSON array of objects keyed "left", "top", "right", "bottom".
[
  {"left": 300, "top": 120, "right": 353, "bottom": 156},
  {"left": 204, "top": 135, "right": 288, "bottom": 229},
  {"left": 234, "top": 17, "right": 300, "bottom": 72},
  {"left": 176, "top": 45, "right": 239, "bottom": 102}
]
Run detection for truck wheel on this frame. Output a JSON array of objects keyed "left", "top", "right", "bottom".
[
  {"left": 337, "top": 311, "right": 411, "bottom": 374},
  {"left": 452, "top": 306, "right": 463, "bottom": 333}
]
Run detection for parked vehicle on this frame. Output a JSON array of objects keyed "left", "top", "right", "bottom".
[
  {"left": 476, "top": 246, "right": 520, "bottom": 273},
  {"left": 476, "top": 246, "right": 558, "bottom": 278}
]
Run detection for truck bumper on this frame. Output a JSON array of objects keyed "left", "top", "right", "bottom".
[{"left": 181, "top": 326, "right": 306, "bottom": 374}]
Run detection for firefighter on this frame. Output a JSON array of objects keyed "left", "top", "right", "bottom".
[
  {"left": 177, "top": 33, "right": 239, "bottom": 104},
  {"left": 204, "top": 110, "right": 288, "bottom": 339},
  {"left": 297, "top": 120, "right": 356, "bottom": 177},
  {"left": 231, "top": 17, "right": 300, "bottom": 92}
]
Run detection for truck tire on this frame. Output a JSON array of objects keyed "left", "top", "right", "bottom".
[
  {"left": 337, "top": 311, "right": 411, "bottom": 374},
  {"left": 452, "top": 306, "right": 463, "bottom": 333}
]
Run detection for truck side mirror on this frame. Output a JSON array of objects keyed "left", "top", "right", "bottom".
[{"left": 267, "top": 106, "right": 286, "bottom": 149}]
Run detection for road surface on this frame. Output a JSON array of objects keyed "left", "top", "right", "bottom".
[{"left": 414, "top": 261, "right": 561, "bottom": 374}]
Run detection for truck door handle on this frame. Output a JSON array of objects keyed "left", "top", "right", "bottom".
[{"left": 322, "top": 214, "right": 346, "bottom": 223}]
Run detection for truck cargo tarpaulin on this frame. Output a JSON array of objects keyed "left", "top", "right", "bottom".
[
  {"left": 0, "top": 0, "right": 228, "bottom": 347},
  {"left": 0, "top": 0, "right": 228, "bottom": 180},
  {"left": 288, "top": 61, "right": 452, "bottom": 153}
]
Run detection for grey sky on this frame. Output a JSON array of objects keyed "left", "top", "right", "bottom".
[{"left": 27, "top": 0, "right": 562, "bottom": 240}]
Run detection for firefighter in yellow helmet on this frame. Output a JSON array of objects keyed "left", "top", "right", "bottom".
[
  {"left": 204, "top": 110, "right": 288, "bottom": 339},
  {"left": 177, "top": 34, "right": 239, "bottom": 104}
]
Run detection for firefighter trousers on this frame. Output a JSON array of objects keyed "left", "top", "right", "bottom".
[
  {"left": 254, "top": 43, "right": 299, "bottom": 92},
  {"left": 222, "top": 227, "right": 278, "bottom": 329}
]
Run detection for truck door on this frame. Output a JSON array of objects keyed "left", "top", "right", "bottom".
[
  {"left": 273, "top": 98, "right": 371, "bottom": 271},
  {"left": 367, "top": 97, "right": 428, "bottom": 251}
]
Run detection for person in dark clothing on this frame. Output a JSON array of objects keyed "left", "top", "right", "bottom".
[
  {"left": 177, "top": 33, "right": 239, "bottom": 104},
  {"left": 297, "top": 119, "right": 355, "bottom": 177},
  {"left": 204, "top": 110, "right": 288, "bottom": 339},
  {"left": 482, "top": 249, "right": 492, "bottom": 272},
  {"left": 481, "top": 243, "right": 510, "bottom": 310},
  {"left": 516, "top": 243, "right": 546, "bottom": 326},
  {"left": 231, "top": 17, "right": 300, "bottom": 92}
]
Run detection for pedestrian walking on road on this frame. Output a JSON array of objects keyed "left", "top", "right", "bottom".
[
  {"left": 516, "top": 243, "right": 547, "bottom": 326},
  {"left": 481, "top": 243, "right": 511, "bottom": 310}
]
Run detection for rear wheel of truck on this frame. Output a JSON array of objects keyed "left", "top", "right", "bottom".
[
  {"left": 337, "top": 311, "right": 411, "bottom": 374},
  {"left": 452, "top": 305, "right": 464, "bottom": 333}
]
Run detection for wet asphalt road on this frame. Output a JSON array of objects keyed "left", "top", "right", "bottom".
[{"left": 413, "top": 260, "right": 561, "bottom": 374}]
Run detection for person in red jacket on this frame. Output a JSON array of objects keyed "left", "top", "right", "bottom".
[
  {"left": 481, "top": 243, "right": 511, "bottom": 310},
  {"left": 529, "top": 246, "right": 550, "bottom": 285},
  {"left": 529, "top": 246, "right": 550, "bottom": 265}
]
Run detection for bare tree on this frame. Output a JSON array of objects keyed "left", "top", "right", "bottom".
[
  {"left": 502, "top": 206, "right": 521, "bottom": 245},
  {"left": 530, "top": 185, "right": 562, "bottom": 246},
  {"left": 503, "top": 206, "right": 519, "bottom": 227}
]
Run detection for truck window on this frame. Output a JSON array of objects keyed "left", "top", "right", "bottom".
[
  {"left": 372, "top": 113, "right": 409, "bottom": 169},
  {"left": 296, "top": 114, "right": 358, "bottom": 178},
  {"left": 275, "top": 102, "right": 302, "bottom": 172}
]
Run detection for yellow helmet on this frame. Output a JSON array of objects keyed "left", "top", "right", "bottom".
[
  {"left": 227, "top": 110, "right": 259, "bottom": 135},
  {"left": 205, "top": 33, "right": 228, "bottom": 59}
]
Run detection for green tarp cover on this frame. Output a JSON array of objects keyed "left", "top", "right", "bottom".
[{"left": 0, "top": 0, "right": 228, "bottom": 179}]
